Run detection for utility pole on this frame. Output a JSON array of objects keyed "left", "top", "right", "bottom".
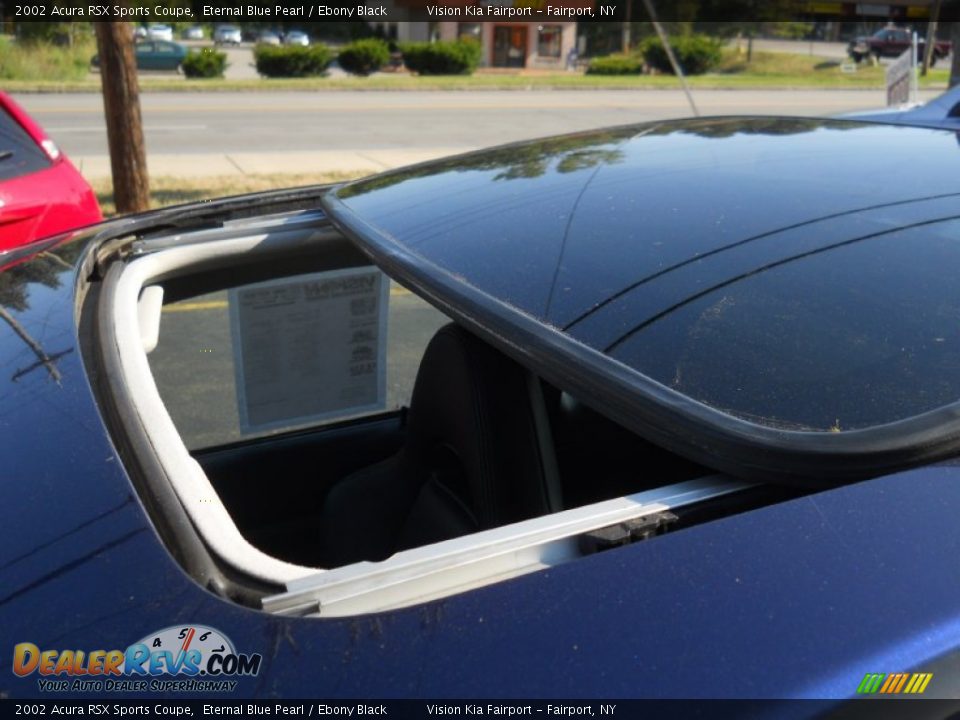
[
  {"left": 621, "top": 0, "right": 632, "bottom": 53},
  {"left": 921, "top": 0, "right": 942, "bottom": 76},
  {"left": 951, "top": 19, "right": 960, "bottom": 87},
  {"left": 94, "top": 20, "right": 149, "bottom": 214}
]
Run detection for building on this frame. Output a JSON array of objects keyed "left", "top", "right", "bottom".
[
  {"left": 370, "top": 0, "right": 588, "bottom": 69},
  {"left": 437, "top": 20, "right": 577, "bottom": 69}
]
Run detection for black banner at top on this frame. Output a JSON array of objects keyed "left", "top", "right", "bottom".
[{"left": 7, "top": 0, "right": 960, "bottom": 23}]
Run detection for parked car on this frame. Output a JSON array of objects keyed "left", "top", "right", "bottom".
[
  {"left": 7, "top": 114, "right": 960, "bottom": 701},
  {"left": 92, "top": 40, "right": 188, "bottom": 73},
  {"left": 146, "top": 24, "right": 174, "bottom": 42},
  {"left": 133, "top": 24, "right": 148, "bottom": 40},
  {"left": 848, "top": 26, "right": 951, "bottom": 64},
  {"left": 844, "top": 81, "right": 960, "bottom": 129},
  {"left": 213, "top": 25, "right": 243, "bottom": 46},
  {"left": 0, "top": 92, "right": 101, "bottom": 253},
  {"left": 283, "top": 30, "right": 310, "bottom": 46},
  {"left": 256, "top": 30, "right": 281, "bottom": 46},
  {"left": 182, "top": 25, "right": 206, "bottom": 41}
]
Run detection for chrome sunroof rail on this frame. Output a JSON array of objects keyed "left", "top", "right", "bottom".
[{"left": 263, "top": 476, "right": 751, "bottom": 618}]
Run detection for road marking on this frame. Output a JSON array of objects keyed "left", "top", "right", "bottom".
[
  {"left": 163, "top": 300, "right": 226, "bottom": 313},
  {"left": 45, "top": 124, "right": 208, "bottom": 132},
  {"left": 29, "top": 102, "right": 663, "bottom": 115},
  {"left": 162, "top": 285, "right": 410, "bottom": 313}
]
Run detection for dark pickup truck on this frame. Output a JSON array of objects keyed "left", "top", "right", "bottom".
[{"left": 848, "top": 27, "right": 951, "bottom": 64}]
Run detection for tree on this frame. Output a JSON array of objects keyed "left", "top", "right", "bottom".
[
  {"left": 94, "top": 19, "right": 150, "bottom": 213},
  {"left": 951, "top": 21, "right": 960, "bottom": 87}
]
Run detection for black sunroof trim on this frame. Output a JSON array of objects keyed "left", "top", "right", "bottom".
[{"left": 320, "top": 128, "right": 960, "bottom": 486}]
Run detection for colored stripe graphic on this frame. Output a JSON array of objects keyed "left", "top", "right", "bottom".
[
  {"left": 857, "top": 673, "right": 886, "bottom": 694},
  {"left": 879, "top": 674, "right": 897, "bottom": 693},
  {"left": 857, "top": 672, "right": 932, "bottom": 695}
]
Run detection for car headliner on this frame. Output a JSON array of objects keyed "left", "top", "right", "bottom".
[{"left": 323, "top": 116, "right": 960, "bottom": 482}]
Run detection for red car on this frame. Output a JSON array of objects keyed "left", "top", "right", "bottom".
[{"left": 0, "top": 92, "right": 102, "bottom": 253}]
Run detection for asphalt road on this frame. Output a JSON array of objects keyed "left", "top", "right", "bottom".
[{"left": 14, "top": 88, "right": 934, "bottom": 161}]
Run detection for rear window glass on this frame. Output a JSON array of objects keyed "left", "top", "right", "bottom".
[
  {"left": 149, "top": 272, "right": 448, "bottom": 450},
  {"left": 0, "top": 105, "right": 51, "bottom": 182}
]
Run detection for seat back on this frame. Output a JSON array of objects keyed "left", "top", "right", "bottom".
[{"left": 316, "top": 323, "right": 561, "bottom": 567}]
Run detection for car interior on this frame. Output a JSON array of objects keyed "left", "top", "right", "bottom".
[
  {"left": 195, "top": 319, "right": 730, "bottom": 571},
  {"left": 97, "top": 209, "right": 805, "bottom": 613}
]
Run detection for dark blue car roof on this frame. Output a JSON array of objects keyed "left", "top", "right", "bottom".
[
  {"left": 3, "top": 186, "right": 960, "bottom": 700},
  {"left": 324, "top": 117, "right": 960, "bottom": 481}
]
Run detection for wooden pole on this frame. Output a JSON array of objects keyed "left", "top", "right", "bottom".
[
  {"left": 94, "top": 20, "right": 149, "bottom": 214},
  {"left": 951, "top": 20, "right": 960, "bottom": 87},
  {"left": 921, "top": 0, "right": 942, "bottom": 76},
  {"left": 621, "top": 0, "right": 632, "bottom": 54}
]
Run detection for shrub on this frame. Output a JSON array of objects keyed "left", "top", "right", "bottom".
[
  {"left": 182, "top": 48, "right": 227, "bottom": 78},
  {"left": 586, "top": 54, "right": 643, "bottom": 75},
  {"left": 400, "top": 39, "right": 481, "bottom": 75},
  {"left": 641, "top": 34, "right": 723, "bottom": 75},
  {"left": 768, "top": 22, "right": 814, "bottom": 40},
  {"left": 254, "top": 44, "right": 332, "bottom": 77},
  {"left": 337, "top": 38, "right": 390, "bottom": 76}
]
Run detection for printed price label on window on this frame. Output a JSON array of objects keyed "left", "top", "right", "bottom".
[{"left": 229, "top": 267, "right": 388, "bottom": 433}]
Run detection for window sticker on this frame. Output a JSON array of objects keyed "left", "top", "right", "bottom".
[{"left": 229, "top": 268, "right": 388, "bottom": 434}]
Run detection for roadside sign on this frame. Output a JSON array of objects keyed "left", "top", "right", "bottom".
[{"left": 886, "top": 34, "right": 919, "bottom": 106}]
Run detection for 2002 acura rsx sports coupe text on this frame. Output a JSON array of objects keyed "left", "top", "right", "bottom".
[{"left": 4, "top": 115, "right": 960, "bottom": 701}]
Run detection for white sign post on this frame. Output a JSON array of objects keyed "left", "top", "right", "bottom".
[
  {"left": 911, "top": 31, "right": 919, "bottom": 104},
  {"left": 886, "top": 33, "right": 919, "bottom": 107}
]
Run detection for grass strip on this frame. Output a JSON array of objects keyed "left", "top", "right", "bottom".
[{"left": 91, "top": 171, "right": 369, "bottom": 216}]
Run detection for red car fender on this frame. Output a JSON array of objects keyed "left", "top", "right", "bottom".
[{"left": 0, "top": 93, "right": 103, "bottom": 252}]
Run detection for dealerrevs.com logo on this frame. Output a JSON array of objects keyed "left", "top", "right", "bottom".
[{"left": 12, "top": 625, "right": 262, "bottom": 693}]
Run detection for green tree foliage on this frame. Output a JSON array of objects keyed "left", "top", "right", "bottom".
[
  {"left": 0, "top": 243, "right": 85, "bottom": 313},
  {"left": 15, "top": 22, "right": 93, "bottom": 46},
  {"left": 767, "top": 22, "right": 815, "bottom": 39},
  {"left": 338, "top": 131, "right": 632, "bottom": 198}
]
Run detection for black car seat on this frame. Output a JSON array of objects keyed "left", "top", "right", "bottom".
[{"left": 315, "top": 323, "right": 562, "bottom": 568}]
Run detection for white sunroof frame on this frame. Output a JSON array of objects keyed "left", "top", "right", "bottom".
[{"left": 107, "top": 212, "right": 750, "bottom": 614}]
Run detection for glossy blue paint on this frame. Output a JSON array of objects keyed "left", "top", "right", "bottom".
[
  {"left": 330, "top": 119, "right": 960, "bottom": 334},
  {"left": 325, "top": 119, "right": 960, "bottom": 480},
  {"left": 3, "top": 165, "right": 960, "bottom": 700}
]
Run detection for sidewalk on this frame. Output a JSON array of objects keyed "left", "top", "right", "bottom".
[{"left": 73, "top": 148, "right": 474, "bottom": 180}]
